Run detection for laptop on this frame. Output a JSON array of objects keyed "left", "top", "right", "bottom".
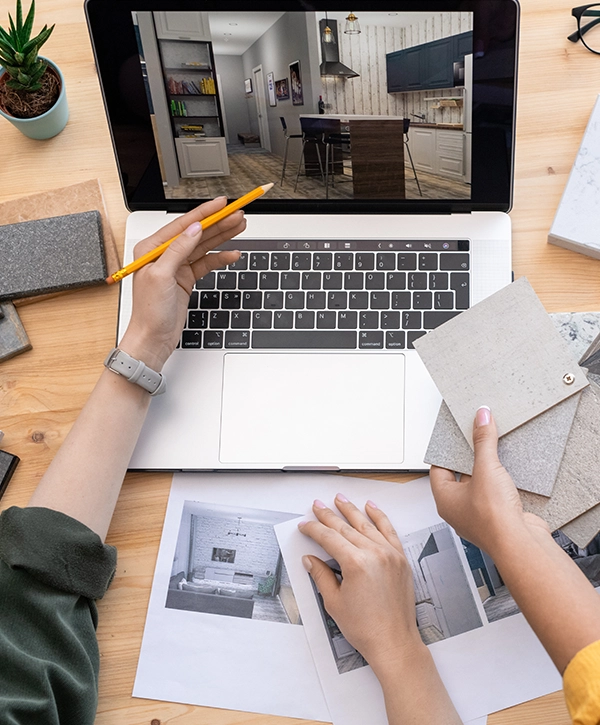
[{"left": 86, "top": 0, "right": 518, "bottom": 471}]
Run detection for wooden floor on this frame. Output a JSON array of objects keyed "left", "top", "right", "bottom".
[
  {"left": 252, "top": 595, "right": 291, "bottom": 624},
  {"left": 164, "top": 145, "right": 470, "bottom": 201}
]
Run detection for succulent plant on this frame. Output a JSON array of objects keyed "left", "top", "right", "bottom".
[{"left": 0, "top": 0, "right": 54, "bottom": 92}]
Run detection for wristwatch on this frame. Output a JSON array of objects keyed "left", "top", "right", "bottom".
[{"left": 103, "top": 348, "right": 166, "bottom": 396}]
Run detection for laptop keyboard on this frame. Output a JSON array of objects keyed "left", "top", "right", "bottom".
[{"left": 180, "top": 240, "right": 470, "bottom": 350}]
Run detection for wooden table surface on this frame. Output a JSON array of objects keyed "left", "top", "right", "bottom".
[{"left": 1, "top": 0, "right": 599, "bottom": 723}]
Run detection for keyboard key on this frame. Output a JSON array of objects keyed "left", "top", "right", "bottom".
[
  {"left": 349, "top": 292, "right": 368, "bottom": 309},
  {"left": 221, "top": 291, "right": 241, "bottom": 309},
  {"left": 217, "top": 271, "right": 237, "bottom": 289},
  {"left": 359, "top": 330, "right": 383, "bottom": 349},
  {"left": 242, "top": 291, "right": 263, "bottom": 309},
  {"left": 424, "top": 311, "right": 462, "bottom": 329},
  {"left": 260, "top": 272, "right": 279, "bottom": 289},
  {"left": 281, "top": 272, "right": 301, "bottom": 289},
  {"left": 274, "top": 311, "right": 293, "bottom": 328},
  {"left": 306, "top": 291, "right": 326, "bottom": 309},
  {"left": 182, "top": 330, "right": 202, "bottom": 348},
  {"left": 317, "top": 311, "right": 336, "bottom": 329},
  {"left": 407, "top": 330, "right": 427, "bottom": 349},
  {"left": 302, "top": 272, "right": 321, "bottom": 289},
  {"left": 419, "top": 253, "right": 438, "bottom": 270},
  {"left": 397, "top": 253, "right": 417, "bottom": 270},
  {"left": 264, "top": 291, "right": 284, "bottom": 309},
  {"left": 188, "top": 310, "right": 208, "bottom": 328},
  {"left": 413, "top": 291, "right": 432, "bottom": 309},
  {"left": 392, "top": 292, "right": 412, "bottom": 309},
  {"left": 370, "top": 291, "right": 390, "bottom": 309},
  {"left": 196, "top": 272, "right": 215, "bottom": 289},
  {"left": 381, "top": 311, "right": 400, "bottom": 329},
  {"left": 334, "top": 253, "right": 354, "bottom": 270},
  {"left": 441, "top": 253, "right": 470, "bottom": 271},
  {"left": 377, "top": 253, "right": 395, "bottom": 270},
  {"left": 200, "top": 291, "right": 220, "bottom": 309},
  {"left": 188, "top": 291, "right": 199, "bottom": 309},
  {"left": 365, "top": 272, "right": 385, "bottom": 290},
  {"left": 429, "top": 272, "right": 448, "bottom": 290},
  {"left": 203, "top": 330, "right": 223, "bottom": 348},
  {"left": 295, "top": 311, "right": 315, "bottom": 329},
  {"left": 355, "top": 253, "right": 374, "bottom": 270},
  {"left": 344, "top": 272, "right": 364, "bottom": 290},
  {"left": 360, "top": 311, "right": 379, "bottom": 329},
  {"left": 210, "top": 311, "right": 230, "bottom": 328},
  {"left": 228, "top": 252, "right": 248, "bottom": 271},
  {"left": 323, "top": 272, "right": 343, "bottom": 289},
  {"left": 451, "top": 273, "right": 470, "bottom": 309},
  {"left": 252, "top": 331, "right": 357, "bottom": 349},
  {"left": 253, "top": 310, "right": 272, "bottom": 328},
  {"left": 313, "top": 253, "right": 332, "bottom": 270},
  {"left": 434, "top": 291, "right": 454, "bottom": 309},
  {"left": 386, "top": 272, "right": 406, "bottom": 290},
  {"left": 292, "top": 253, "right": 311, "bottom": 270},
  {"left": 338, "top": 311, "right": 358, "bottom": 329},
  {"left": 271, "top": 253, "right": 290, "bottom": 270},
  {"left": 231, "top": 310, "right": 251, "bottom": 328},
  {"left": 238, "top": 272, "right": 258, "bottom": 289},
  {"left": 407, "top": 272, "right": 428, "bottom": 290},
  {"left": 386, "top": 330, "right": 405, "bottom": 349},
  {"left": 250, "top": 253, "right": 269, "bottom": 270},
  {"left": 285, "top": 291, "right": 305, "bottom": 309},
  {"left": 403, "top": 311, "right": 422, "bottom": 329},
  {"left": 225, "top": 330, "right": 250, "bottom": 348},
  {"left": 328, "top": 291, "right": 348, "bottom": 309}
]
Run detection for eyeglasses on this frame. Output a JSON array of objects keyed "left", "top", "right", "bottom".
[{"left": 568, "top": 4, "right": 600, "bottom": 54}]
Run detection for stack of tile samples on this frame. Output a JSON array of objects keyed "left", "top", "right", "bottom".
[{"left": 413, "top": 277, "right": 600, "bottom": 546}]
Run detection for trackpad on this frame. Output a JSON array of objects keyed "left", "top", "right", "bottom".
[{"left": 219, "top": 353, "right": 405, "bottom": 465}]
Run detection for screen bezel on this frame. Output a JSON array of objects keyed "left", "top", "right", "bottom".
[{"left": 85, "top": 0, "right": 519, "bottom": 214}]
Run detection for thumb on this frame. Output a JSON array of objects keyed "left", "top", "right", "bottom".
[
  {"left": 472, "top": 406, "right": 501, "bottom": 467},
  {"left": 302, "top": 555, "right": 340, "bottom": 605},
  {"left": 158, "top": 221, "right": 203, "bottom": 273}
]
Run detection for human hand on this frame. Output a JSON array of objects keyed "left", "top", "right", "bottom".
[
  {"left": 298, "top": 494, "right": 425, "bottom": 679},
  {"left": 430, "top": 406, "right": 551, "bottom": 555},
  {"left": 119, "top": 197, "right": 246, "bottom": 370}
]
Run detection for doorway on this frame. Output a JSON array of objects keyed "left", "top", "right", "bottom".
[{"left": 252, "top": 65, "right": 271, "bottom": 152}]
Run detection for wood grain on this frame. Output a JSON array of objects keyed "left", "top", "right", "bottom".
[{"left": 0, "top": 0, "right": 596, "bottom": 723}]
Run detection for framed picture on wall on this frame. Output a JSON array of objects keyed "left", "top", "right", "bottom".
[
  {"left": 275, "top": 78, "right": 289, "bottom": 100},
  {"left": 244, "top": 78, "right": 252, "bottom": 94},
  {"left": 289, "top": 60, "right": 303, "bottom": 106},
  {"left": 267, "top": 72, "right": 276, "bottom": 106}
]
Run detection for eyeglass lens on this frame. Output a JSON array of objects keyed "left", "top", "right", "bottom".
[{"left": 580, "top": 4, "right": 600, "bottom": 52}]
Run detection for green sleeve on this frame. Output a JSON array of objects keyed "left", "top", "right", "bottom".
[{"left": 0, "top": 506, "right": 117, "bottom": 725}]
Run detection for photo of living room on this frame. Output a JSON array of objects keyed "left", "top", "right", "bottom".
[
  {"left": 133, "top": 10, "right": 472, "bottom": 201},
  {"left": 167, "top": 501, "right": 301, "bottom": 625}
]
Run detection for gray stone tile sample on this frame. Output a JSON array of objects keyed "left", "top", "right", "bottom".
[
  {"left": 553, "top": 312, "right": 600, "bottom": 364},
  {"left": 561, "top": 507, "right": 600, "bottom": 548},
  {"left": 0, "top": 302, "right": 32, "bottom": 362},
  {"left": 413, "top": 277, "right": 588, "bottom": 447}
]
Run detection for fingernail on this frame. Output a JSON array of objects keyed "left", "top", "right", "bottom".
[
  {"left": 185, "top": 221, "right": 202, "bottom": 236},
  {"left": 476, "top": 405, "right": 491, "bottom": 427},
  {"left": 314, "top": 499, "right": 327, "bottom": 509},
  {"left": 297, "top": 520, "right": 307, "bottom": 529},
  {"left": 302, "top": 555, "right": 313, "bottom": 572},
  {"left": 336, "top": 493, "right": 349, "bottom": 503},
  {"left": 216, "top": 195, "right": 227, "bottom": 202},
  {"left": 366, "top": 500, "right": 378, "bottom": 509}
]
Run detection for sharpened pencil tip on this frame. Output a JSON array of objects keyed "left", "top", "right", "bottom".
[
  {"left": 262, "top": 182, "right": 274, "bottom": 192},
  {"left": 105, "top": 275, "right": 115, "bottom": 285}
]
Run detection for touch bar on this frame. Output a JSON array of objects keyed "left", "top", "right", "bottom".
[{"left": 252, "top": 331, "right": 357, "bottom": 349}]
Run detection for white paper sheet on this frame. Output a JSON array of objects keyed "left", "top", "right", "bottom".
[
  {"left": 275, "top": 477, "right": 562, "bottom": 725},
  {"left": 133, "top": 471, "right": 399, "bottom": 721}
]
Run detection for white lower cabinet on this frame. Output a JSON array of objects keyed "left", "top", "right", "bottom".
[
  {"left": 175, "top": 137, "right": 230, "bottom": 178},
  {"left": 406, "top": 127, "right": 465, "bottom": 180}
]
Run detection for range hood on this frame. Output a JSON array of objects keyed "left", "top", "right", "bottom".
[{"left": 319, "top": 19, "right": 359, "bottom": 78}]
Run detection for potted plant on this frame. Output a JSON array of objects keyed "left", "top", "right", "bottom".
[{"left": 0, "top": 0, "right": 68, "bottom": 139}]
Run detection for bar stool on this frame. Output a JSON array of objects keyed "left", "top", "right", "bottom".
[
  {"left": 294, "top": 118, "right": 327, "bottom": 191},
  {"left": 403, "top": 118, "right": 423, "bottom": 197},
  {"left": 279, "top": 117, "right": 303, "bottom": 187},
  {"left": 323, "top": 130, "right": 351, "bottom": 199}
]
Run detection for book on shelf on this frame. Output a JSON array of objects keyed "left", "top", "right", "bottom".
[
  {"left": 180, "top": 124, "right": 204, "bottom": 132},
  {"left": 170, "top": 99, "right": 188, "bottom": 117}
]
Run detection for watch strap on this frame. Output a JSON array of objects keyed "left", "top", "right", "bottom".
[{"left": 103, "top": 348, "right": 166, "bottom": 396}]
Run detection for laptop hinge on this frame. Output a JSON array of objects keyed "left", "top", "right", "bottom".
[{"left": 282, "top": 466, "right": 341, "bottom": 472}]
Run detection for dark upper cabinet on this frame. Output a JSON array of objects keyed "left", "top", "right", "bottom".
[{"left": 386, "top": 31, "right": 472, "bottom": 93}]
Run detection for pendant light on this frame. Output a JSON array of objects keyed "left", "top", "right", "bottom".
[
  {"left": 322, "top": 12, "right": 336, "bottom": 44},
  {"left": 344, "top": 12, "right": 361, "bottom": 35}
]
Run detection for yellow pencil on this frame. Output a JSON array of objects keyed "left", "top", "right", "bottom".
[{"left": 106, "top": 183, "right": 274, "bottom": 285}]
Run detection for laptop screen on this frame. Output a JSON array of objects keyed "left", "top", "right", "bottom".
[{"left": 86, "top": 1, "right": 518, "bottom": 214}]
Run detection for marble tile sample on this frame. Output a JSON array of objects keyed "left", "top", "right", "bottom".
[
  {"left": 548, "top": 94, "right": 600, "bottom": 261},
  {"left": 413, "top": 277, "right": 588, "bottom": 447},
  {"left": 520, "top": 380, "right": 600, "bottom": 531},
  {"left": 553, "top": 312, "right": 600, "bottom": 364},
  {"left": 425, "top": 393, "right": 581, "bottom": 496}
]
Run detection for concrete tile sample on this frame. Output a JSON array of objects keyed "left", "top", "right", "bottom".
[
  {"left": 520, "top": 380, "right": 600, "bottom": 531},
  {"left": 425, "top": 393, "right": 581, "bottom": 496},
  {"left": 553, "top": 312, "right": 600, "bottom": 364},
  {"left": 413, "top": 277, "right": 588, "bottom": 447},
  {"left": 561, "top": 506, "right": 600, "bottom": 548}
]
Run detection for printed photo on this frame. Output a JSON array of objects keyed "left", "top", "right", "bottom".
[
  {"left": 275, "top": 77, "right": 289, "bottom": 100},
  {"left": 167, "top": 501, "right": 302, "bottom": 625},
  {"left": 289, "top": 60, "right": 303, "bottom": 105}
]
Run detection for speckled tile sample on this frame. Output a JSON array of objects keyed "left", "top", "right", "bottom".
[
  {"left": 553, "top": 312, "right": 600, "bottom": 364},
  {"left": 413, "top": 277, "right": 588, "bottom": 447},
  {"left": 0, "top": 211, "right": 106, "bottom": 301},
  {"left": 0, "top": 302, "right": 32, "bottom": 362},
  {"left": 561, "top": 506, "right": 600, "bottom": 548}
]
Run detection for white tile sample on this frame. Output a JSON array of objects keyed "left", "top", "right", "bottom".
[{"left": 413, "top": 277, "right": 588, "bottom": 447}]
